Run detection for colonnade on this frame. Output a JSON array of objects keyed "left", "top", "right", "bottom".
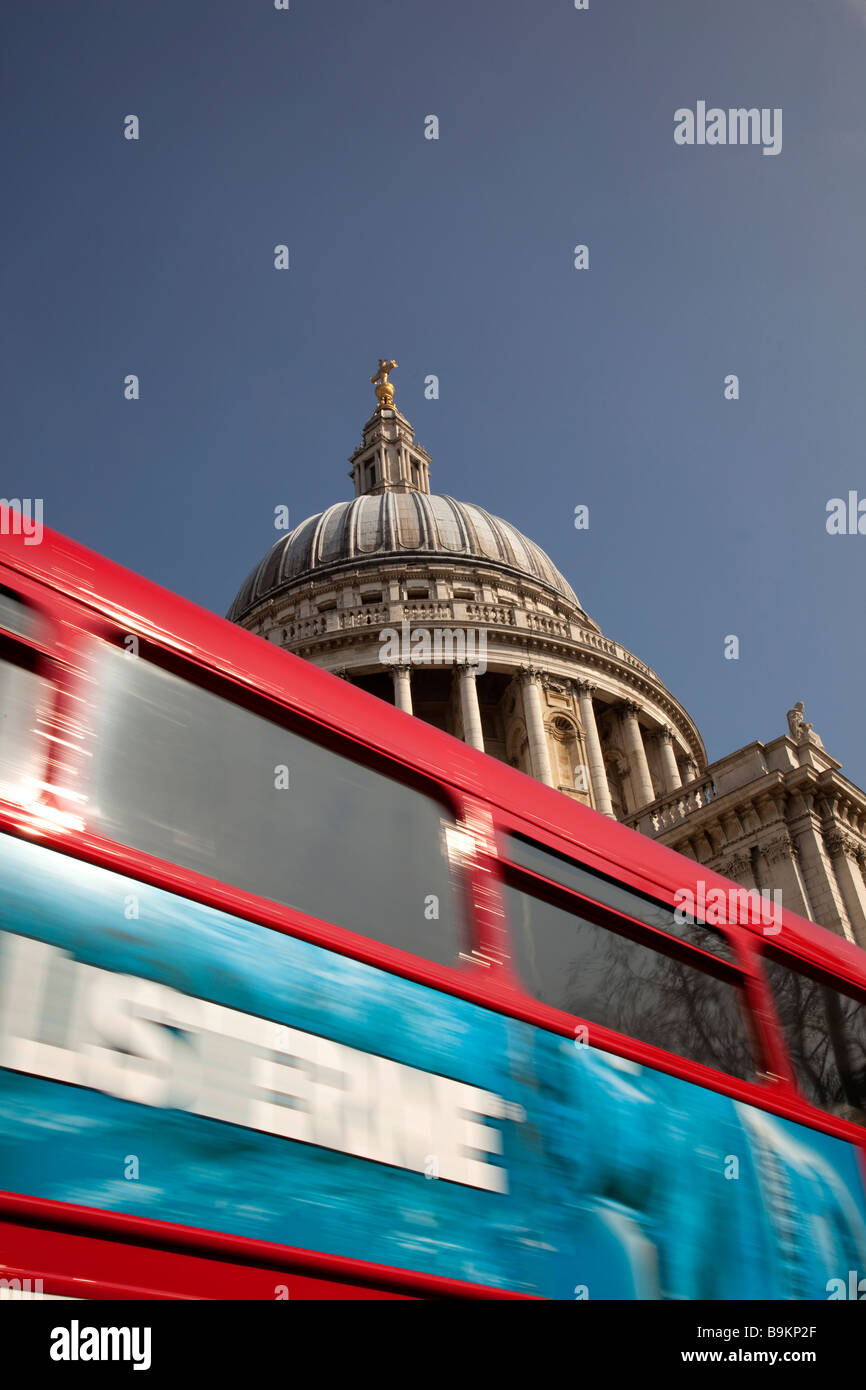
[{"left": 386, "top": 662, "right": 695, "bottom": 819}]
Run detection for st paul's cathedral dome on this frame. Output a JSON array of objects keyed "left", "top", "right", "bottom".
[
  {"left": 227, "top": 360, "right": 707, "bottom": 827},
  {"left": 227, "top": 361, "right": 866, "bottom": 949}
]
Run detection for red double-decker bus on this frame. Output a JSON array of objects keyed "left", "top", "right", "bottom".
[{"left": 0, "top": 509, "right": 864, "bottom": 1300}]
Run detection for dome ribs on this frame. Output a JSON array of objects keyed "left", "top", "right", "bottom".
[{"left": 229, "top": 494, "right": 584, "bottom": 613}]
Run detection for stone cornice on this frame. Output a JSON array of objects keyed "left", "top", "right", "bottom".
[{"left": 637, "top": 761, "right": 866, "bottom": 870}]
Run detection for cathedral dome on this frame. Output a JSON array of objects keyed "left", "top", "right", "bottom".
[
  {"left": 226, "top": 365, "right": 708, "bottom": 827},
  {"left": 227, "top": 492, "right": 582, "bottom": 622}
]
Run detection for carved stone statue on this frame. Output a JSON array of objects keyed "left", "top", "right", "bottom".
[
  {"left": 371, "top": 359, "right": 398, "bottom": 410},
  {"left": 786, "top": 701, "right": 823, "bottom": 747}
]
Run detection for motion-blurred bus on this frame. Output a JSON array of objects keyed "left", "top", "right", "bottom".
[{"left": 0, "top": 509, "right": 864, "bottom": 1299}]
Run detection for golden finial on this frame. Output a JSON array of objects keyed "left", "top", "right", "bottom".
[{"left": 371, "top": 358, "right": 398, "bottom": 411}]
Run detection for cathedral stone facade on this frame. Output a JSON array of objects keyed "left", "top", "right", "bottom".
[{"left": 228, "top": 372, "right": 866, "bottom": 951}]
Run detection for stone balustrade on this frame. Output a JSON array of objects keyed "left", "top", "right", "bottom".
[
  {"left": 573, "top": 628, "right": 657, "bottom": 681},
  {"left": 338, "top": 605, "right": 389, "bottom": 629},
  {"left": 625, "top": 775, "right": 717, "bottom": 835},
  {"left": 465, "top": 602, "right": 516, "bottom": 626},
  {"left": 525, "top": 612, "right": 570, "bottom": 636},
  {"left": 403, "top": 601, "right": 453, "bottom": 622}
]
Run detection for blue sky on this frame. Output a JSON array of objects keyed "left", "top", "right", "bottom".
[{"left": 2, "top": 0, "right": 864, "bottom": 783}]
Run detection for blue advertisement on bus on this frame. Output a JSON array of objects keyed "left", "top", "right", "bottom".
[{"left": 0, "top": 831, "right": 864, "bottom": 1299}]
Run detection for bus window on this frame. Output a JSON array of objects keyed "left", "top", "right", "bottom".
[
  {"left": 88, "top": 645, "right": 461, "bottom": 966},
  {"left": 504, "top": 883, "right": 755, "bottom": 1079},
  {"left": 0, "top": 658, "right": 46, "bottom": 805},
  {"left": 505, "top": 832, "right": 733, "bottom": 960},
  {"left": 0, "top": 588, "right": 37, "bottom": 640},
  {"left": 762, "top": 954, "right": 866, "bottom": 1125}
]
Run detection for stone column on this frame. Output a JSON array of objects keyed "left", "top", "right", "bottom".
[
  {"left": 575, "top": 680, "right": 614, "bottom": 817},
  {"left": 788, "top": 793, "right": 854, "bottom": 939},
  {"left": 519, "top": 667, "right": 555, "bottom": 787},
  {"left": 619, "top": 700, "right": 656, "bottom": 809},
  {"left": 655, "top": 726, "right": 683, "bottom": 793},
  {"left": 758, "top": 831, "right": 813, "bottom": 920},
  {"left": 391, "top": 664, "right": 413, "bottom": 714},
  {"left": 456, "top": 663, "right": 485, "bottom": 752},
  {"left": 825, "top": 832, "right": 866, "bottom": 947},
  {"left": 682, "top": 756, "right": 699, "bottom": 785}
]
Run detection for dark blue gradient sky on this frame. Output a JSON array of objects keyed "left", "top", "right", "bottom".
[{"left": 2, "top": 0, "right": 864, "bottom": 780}]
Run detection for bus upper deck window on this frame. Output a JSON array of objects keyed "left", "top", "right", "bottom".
[
  {"left": 88, "top": 644, "right": 463, "bottom": 967},
  {"left": 505, "top": 833, "right": 734, "bottom": 961},
  {"left": 0, "top": 588, "right": 36, "bottom": 641},
  {"left": 0, "top": 658, "right": 47, "bottom": 805},
  {"left": 762, "top": 953, "right": 866, "bottom": 1126},
  {"left": 503, "top": 883, "right": 756, "bottom": 1080}
]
